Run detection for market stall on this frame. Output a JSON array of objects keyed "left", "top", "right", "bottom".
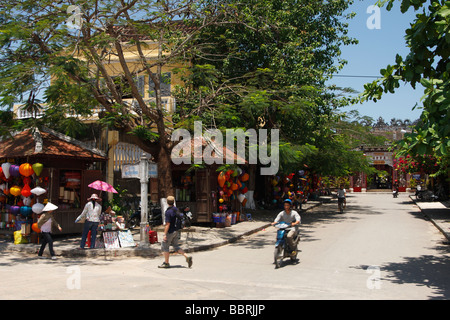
[{"left": 0, "top": 127, "right": 107, "bottom": 241}]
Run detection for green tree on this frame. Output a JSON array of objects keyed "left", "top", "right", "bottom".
[{"left": 361, "top": 0, "right": 449, "bottom": 178}]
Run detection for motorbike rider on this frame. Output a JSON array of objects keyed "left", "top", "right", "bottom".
[
  {"left": 337, "top": 185, "right": 346, "bottom": 210},
  {"left": 271, "top": 199, "right": 301, "bottom": 250}
]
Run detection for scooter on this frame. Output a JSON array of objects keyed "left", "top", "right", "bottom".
[
  {"left": 127, "top": 206, "right": 162, "bottom": 229},
  {"left": 393, "top": 189, "right": 398, "bottom": 198},
  {"left": 273, "top": 222, "right": 300, "bottom": 269}
]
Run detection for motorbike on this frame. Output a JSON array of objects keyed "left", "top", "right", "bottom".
[
  {"left": 416, "top": 189, "right": 438, "bottom": 202},
  {"left": 273, "top": 222, "right": 300, "bottom": 269},
  {"left": 127, "top": 206, "right": 162, "bottom": 229},
  {"left": 392, "top": 189, "right": 398, "bottom": 198}
]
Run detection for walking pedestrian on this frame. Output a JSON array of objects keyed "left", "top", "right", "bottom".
[
  {"left": 78, "top": 193, "right": 102, "bottom": 249},
  {"left": 158, "top": 196, "right": 193, "bottom": 269},
  {"left": 37, "top": 202, "right": 62, "bottom": 259}
]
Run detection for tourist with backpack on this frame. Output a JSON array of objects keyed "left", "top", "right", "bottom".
[{"left": 158, "top": 196, "right": 193, "bottom": 269}]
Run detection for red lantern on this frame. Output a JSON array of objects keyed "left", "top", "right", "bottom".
[{"left": 21, "top": 184, "right": 32, "bottom": 198}]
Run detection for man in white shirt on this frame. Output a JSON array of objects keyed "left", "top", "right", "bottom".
[
  {"left": 79, "top": 193, "right": 102, "bottom": 249},
  {"left": 271, "top": 199, "right": 301, "bottom": 249},
  {"left": 337, "top": 185, "right": 346, "bottom": 211}
]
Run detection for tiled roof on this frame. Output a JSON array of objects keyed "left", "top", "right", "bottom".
[{"left": 0, "top": 128, "right": 107, "bottom": 161}]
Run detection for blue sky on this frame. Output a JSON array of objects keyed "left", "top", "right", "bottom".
[{"left": 329, "top": 0, "right": 424, "bottom": 122}]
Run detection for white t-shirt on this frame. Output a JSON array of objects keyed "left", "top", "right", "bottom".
[
  {"left": 40, "top": 218, "right": 52, "bottom": 233},
  {"left": 274, "top": 210, "right": 301, "bottom": 229},
  {"left": 337, "top": 189, "right": 346, "bottom": 198}
]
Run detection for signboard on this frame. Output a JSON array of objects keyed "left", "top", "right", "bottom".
[
  {"left": 366, "top": 152, "right": 393, "bottom": 167},
  {"left": 121, "top": 163, "right": 158, "bottom": 179}
]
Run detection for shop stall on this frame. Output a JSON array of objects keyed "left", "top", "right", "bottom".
[{"left": 0, "top": 127, "right": 107, "bottom": 241}]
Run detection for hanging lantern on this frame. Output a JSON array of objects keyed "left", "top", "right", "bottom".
[
  {"left": 9, "top": 165, "right": 20, "bottom": 177},
  {"left": 32, "top": 223, "right": 41, "bottom": 233},
  {"left": 231, "top": 183, "right": 238, "bottom": 191},
  {"left": 217, "top": 172, "right": 226, "bottom": 188},
  {"left": 22, "top": 196, "right": 32, "bottom": 206},
  {"left": 9, "top": 185, "right": 22, "bottom": 197},
  {"left": 31, "top": 186, "right": 46, "bottom": 196},
  {"left": 10, "top": 205, "right": 20, "bottom": 215},
  {"left": 19, "top": 163, "right": 34, "bottom": 177},
  {"left": 32, "top": 163, "right": 44, "bottom": 177},
  {"left": 240, "top": 173, "right": 249, "bottom": 182},
  {"left": 1, "top": 163, "right": 11, "bottom": 179},
  {"left": 32, "top": 203, "right": 45, "bottom": 214},
  {"left": 21, "top": 184, "right": 32, "bottom": 198},
  {"left": 20, "top": 206, "right": 32, "bottom": 217}
]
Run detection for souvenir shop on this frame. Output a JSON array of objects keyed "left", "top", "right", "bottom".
[{"left": 0, "top": 128, "right": 107, "bottom": 242}]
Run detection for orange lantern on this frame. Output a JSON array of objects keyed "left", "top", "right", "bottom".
[
  {"left": 19, "top": 163, "right": 34, "bottom": 177},
  {"left": 240, "top": 173, "right": 249, "bottom": 182},
  {"left": 21, "top": 184, "right": 32, "bottom": 198},
  {"left": 32, "top": 223, "right": 41, "bottom": 233},
  {"left": 230, "top": 183, "right": 238, "bottom": 191},
  {"left": 217, "top": 172, "right": 226, "bottom": 188}
]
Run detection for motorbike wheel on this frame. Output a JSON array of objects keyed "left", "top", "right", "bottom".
[
  {"left": 338, "top": 202, "right": 344, "bottom": 214},
  {"left": 274, "top": 246, "right": 283, "bottom": 269}
]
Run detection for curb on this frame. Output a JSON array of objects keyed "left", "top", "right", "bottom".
[{"left": 409, "top": 195, "right": 450, "bottom": 242}]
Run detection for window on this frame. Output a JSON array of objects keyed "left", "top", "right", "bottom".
[{"left": 148, "top": 72, "right": 171, "bottom": 97}]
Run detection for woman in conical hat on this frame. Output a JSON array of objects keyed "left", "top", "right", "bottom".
[{"left": 37, "top": 202, "right": 62, "bottom": 260}]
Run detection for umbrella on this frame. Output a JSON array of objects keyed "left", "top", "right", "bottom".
[{"left": 88, "top": 180, "right": 118, "bottom": 194}]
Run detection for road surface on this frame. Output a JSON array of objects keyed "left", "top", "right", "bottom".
[{"left": 0, "top": 192, "right": 449, "bottom": 300}]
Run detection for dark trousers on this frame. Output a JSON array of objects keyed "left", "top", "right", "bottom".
[
  {"left": 38, "top": 232, "right": 55, "bottom": 257},
  {"left": 80, "top": 221, "right": 99, "bottom": 249}
]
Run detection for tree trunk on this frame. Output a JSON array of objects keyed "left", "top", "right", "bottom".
[{"left": 156, "top": 142, "right": 174, "bottom": 199}]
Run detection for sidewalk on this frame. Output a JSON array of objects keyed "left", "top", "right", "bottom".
[
  {"left": 0, "top": 200, "right": 325, "bottom": 259},
  {"left": 410, "top": 195, "right": 450, "bottom": 242}
]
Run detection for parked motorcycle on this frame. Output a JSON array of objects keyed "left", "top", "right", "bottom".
[
  {"left": 416, "top": 189, "right": 438, "bottom": 202},
  {"left": 273, "top": 222, "right": 300, "bottom": 269},
  {"left": 127, "top": 206, "right": 162, "bottom": 229}
]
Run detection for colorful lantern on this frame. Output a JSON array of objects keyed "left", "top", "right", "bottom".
[
  {"left": 9, "top": 185, "right": 22, "bottom": 197},
  {"left": 32, "top": 203, "right": 45, "bottom": 214},
  {"left": 19, "top": 163, "right": 34, "bottom": 177},
  {"left": 240, "top": 173, "right": 249, "bottom": 182},
  {"left": 21, "top": 184, "right": 32, "bottom": 198},
  {"left": 218, "top": 172, "right": 226, "bottom": 188},
  {"left": 20, "top": 206, "right": 32, "bottom": 217},
  {"left": 32, "top": 163, "right": 44, "bottom": 176},
  {"left": 9, "top": 165, "right": 20, "bottom": 177},
  {"left": 32, "top": 223, "right": 41, "bottom": 233},
  {"left": 1, "top": 163, "right": 11, "bottom": 179},
  {"left": 31, "top": 187, "right": 46, "bottom": 196},
  {"left": 231, "top": 183, "right": 238, "bottom": 191},
  {"left": 10, "top": 205, "right": 20, "bottom": 215}
]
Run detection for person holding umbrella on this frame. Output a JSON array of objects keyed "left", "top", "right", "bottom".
[{"left": 78, "top": 193, "right": 102, "bottom": 249}]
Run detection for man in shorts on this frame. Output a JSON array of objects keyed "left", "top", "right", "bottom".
[{"left": 158, "top": 196, "right": 193, "bottom": 268}]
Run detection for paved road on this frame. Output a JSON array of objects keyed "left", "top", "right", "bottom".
[{"left": 1, "top": 193, "right": 449, "bottom": 300}]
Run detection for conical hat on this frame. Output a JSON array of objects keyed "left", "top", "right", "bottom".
[{"left": 42, "top": 202, "right": 58, "bottom": 212}]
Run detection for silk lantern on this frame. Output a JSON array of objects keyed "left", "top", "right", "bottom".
[
  {"left": 32, "top": 223, "right": 41, "bottom": 233},
  {"left": 32, "top": 203, "right": 45, "bottom": 214},
  {"left": 19, "top": 163, "right": 34, "bottom": 177},
  {"left": 31, "top": 186, "right": 46, "bottom": 196},
  {"left": 10, "top": 205, "right": 20, "bottom": 215},
  {"left": 21, "top": 184, "right": 32, "bottom": 198},
  {"left": 32, "top": 163, "right": 43, "bottom": 176},
  {"left": 240, "top": 173, "right": 249, "bottom": 182},
  {"left": 217, "top": 172, "right": 226, "bottom": 188},
  {"left": 9, "top": 185, "right": 21, "bottom": 197},
  {"left": 20, "top": 206, "right": 32, "bottom": 217},
  {"left": 9, "top": 165, "right": 20, "bottom": 177},
  {"left": 1, "top": 163, "right": 11, "bottom": 179}
]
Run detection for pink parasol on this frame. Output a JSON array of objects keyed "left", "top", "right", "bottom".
[{"left": 88, "top": 180, "right": 118, "bottom": 194}]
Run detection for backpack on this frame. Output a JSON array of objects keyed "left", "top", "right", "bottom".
[{"left": 173, "top": 208, "right": 185, "bottom": 231}]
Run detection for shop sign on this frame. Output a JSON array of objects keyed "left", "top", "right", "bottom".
[{"left": 122, "top": 163, "right": 158, "bottom": 179}]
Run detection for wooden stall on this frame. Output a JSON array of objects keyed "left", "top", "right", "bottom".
[{"left": 0, "top": 127, "right": 107, "bottom": 237}]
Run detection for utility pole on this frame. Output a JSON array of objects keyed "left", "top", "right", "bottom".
[{"left": 139, "top": 154, "right": 149, "bottom": 245}]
